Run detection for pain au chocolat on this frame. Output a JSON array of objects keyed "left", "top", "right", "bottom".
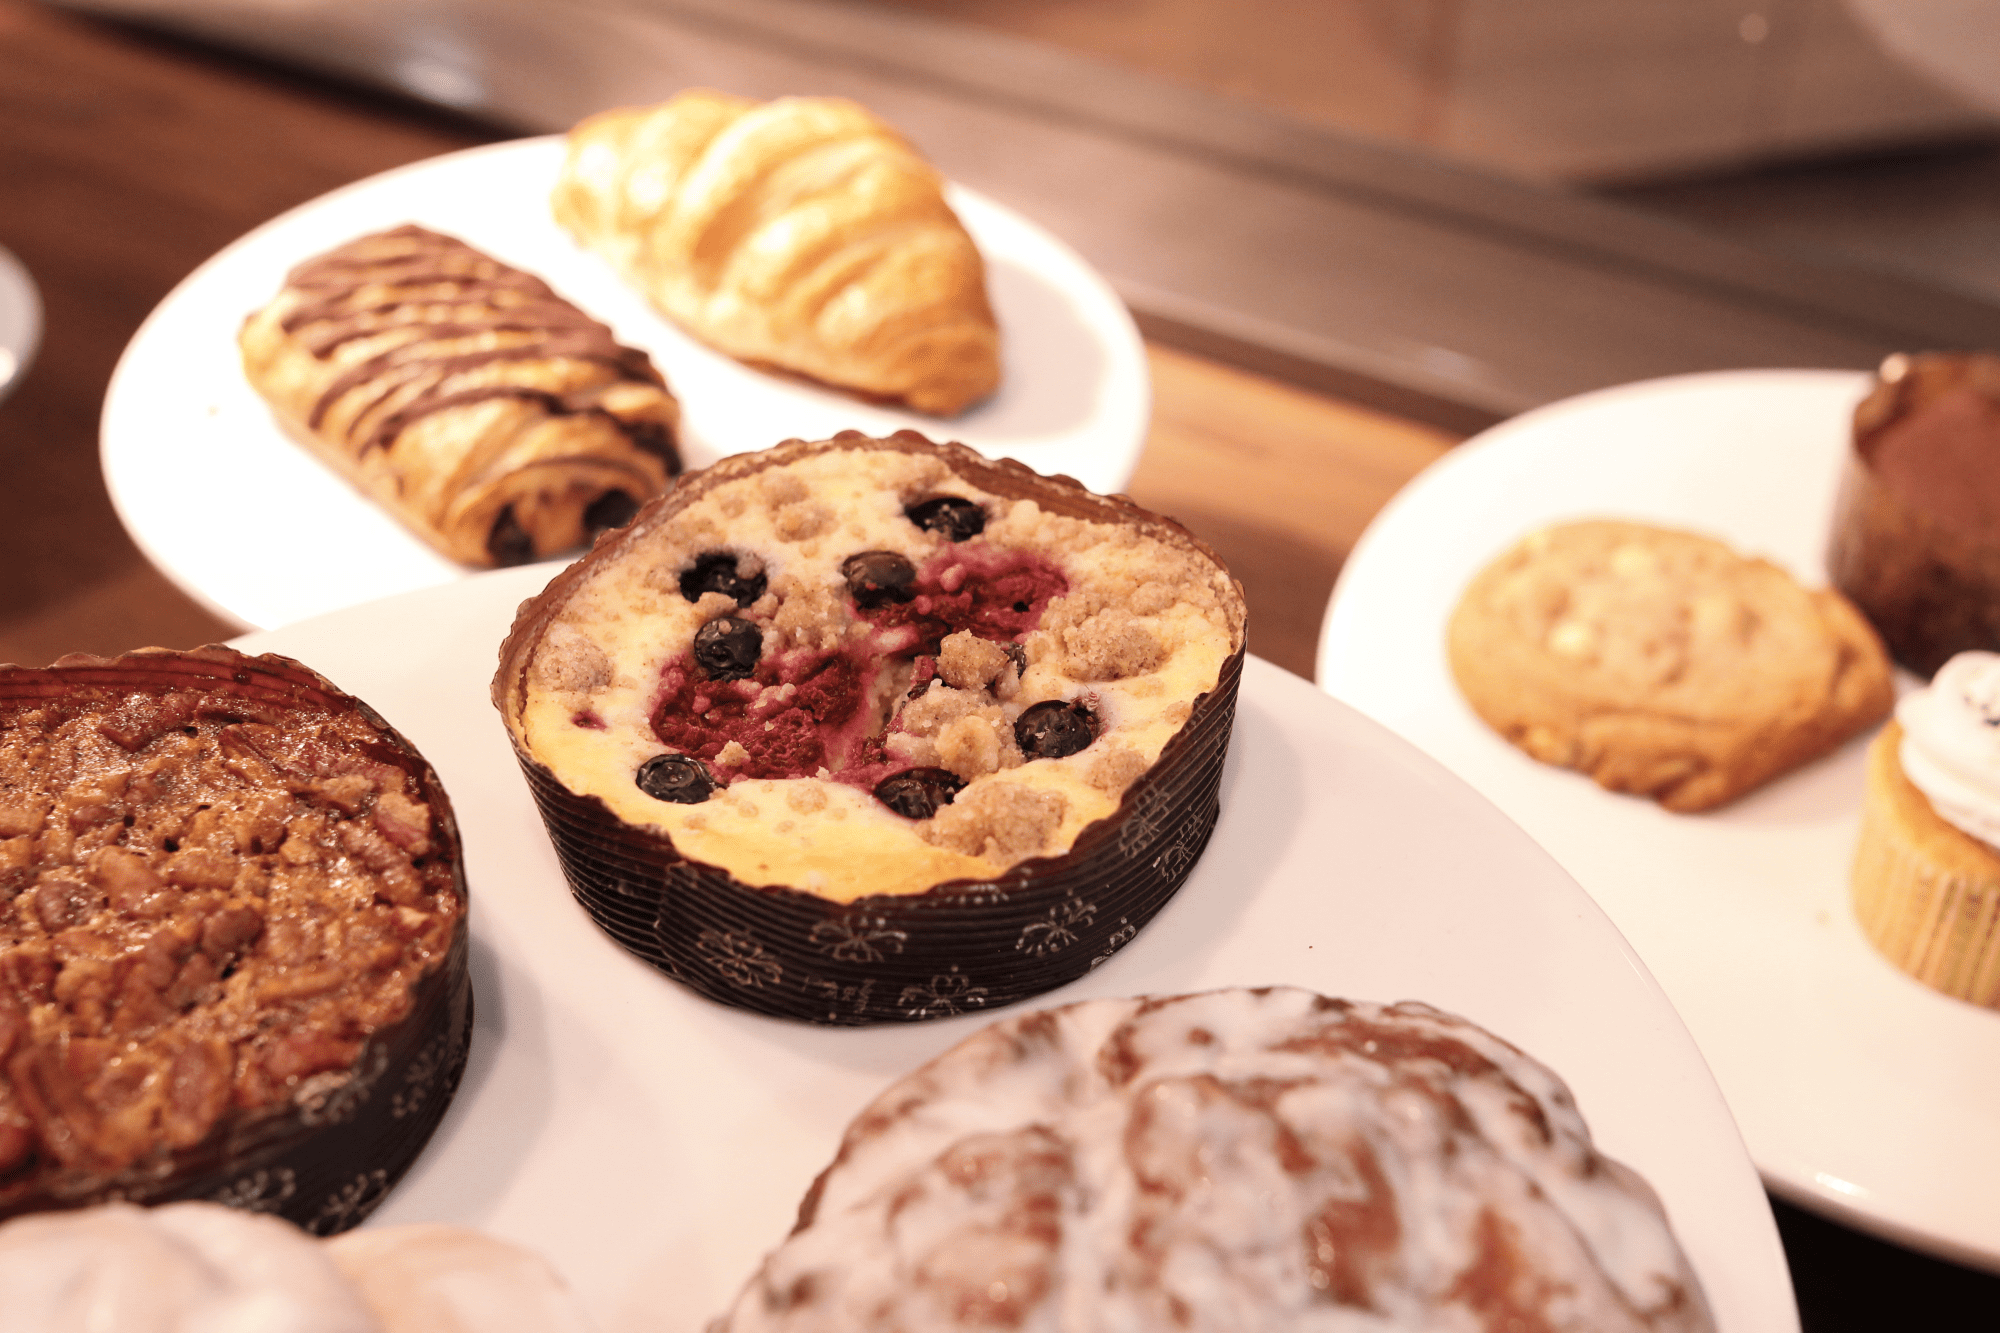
[
  {"left": 239, "top": 224, "right": 681, "bottom": 568},
  {"left": 711, "top": 987, "right": 1715, "bottom": 1332},
  {"left": 494, "top": 431, "right": 1245, "bottom": 1024},
  {"left": 0, "top": 648, "right": 470, "bottom": 1234}
]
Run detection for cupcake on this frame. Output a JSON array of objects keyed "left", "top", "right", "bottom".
[
  {"left": 0, "top": 648, "right": 471, "bottom": 1232},
  {"left": 493, "top": 431, "right": 1246, "bottom": 1024},
  {"left": 1852, "top": 651, "right": 2000, "bottom": 1005},
  {"left": 1827, "top": 351, "right": 2000, "bottom": 677}
]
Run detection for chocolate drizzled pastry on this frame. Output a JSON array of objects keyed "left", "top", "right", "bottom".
[
  {"left": 0, "top": 648, "right": 470, "bottom": 1234},
  {"left": 712, "top": 988, "right": 1716, "bottom": 1332},
  {"left": 239, "top": 224, "right": 680, "bottom": 567}
]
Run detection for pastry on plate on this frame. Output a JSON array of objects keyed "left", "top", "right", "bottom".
[
  {"left": 710, "top": 986, "right": 1715, "bottom": 1332},
  {"left": 0, "top": 1201, "right": 595, "bottom": 1333},
  {"left": 493, "top": 431, "right": 1245, "bottom": 1024},
  {"left": 239, "top": 224, "right": 680, "bottom": 568},
  {"left": 1827, "top": 350, "right": 2000, "bottom": 677},
  {"left": 1852, "top": 651, "right": 2000, "bottom": 1006},
  {"left": 0, "top": 647, "right": 470, "bottom": 1233},
  {"left": 1448, "top": 518, "right": 1892, "bottom": 811},
  {"left": 551, "top": 90, "right": 1000, "bottom": 416}
]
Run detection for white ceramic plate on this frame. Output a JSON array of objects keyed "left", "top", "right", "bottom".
[
  {"left": 1318, "top": 368, "right": 2000, "bottom": 1272},
  {"left": 106, "top": 136, "right": 1150, "bottom": 633},
  {"left": 233, "top": 565, "right": 1792, "bottom": 1333},
  {"left": 0, "top": 244, "right": 40, "bottom": 405}
]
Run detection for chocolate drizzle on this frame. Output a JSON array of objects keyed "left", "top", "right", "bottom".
[{"left": 281, "top": 226, "right": 669, "bottom": 460}]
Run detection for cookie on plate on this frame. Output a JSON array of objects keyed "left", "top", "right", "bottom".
[{"left": 1448, "top": 519, "right": 1892, "bottom": 811}]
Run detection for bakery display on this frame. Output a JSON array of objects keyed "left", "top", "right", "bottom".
[
  {"left": 552, "top": 90, "right": 1001, "bottom": 416},
  {"left": 0, "top": 647, "right": 470, "bottom": 1233},
  {"left": 238, "top": 224, "right": 681, "bottom": 568},
  {"left": 1448, "top": 518, "right": 1893, "bottom": 811},
  {"left": 1828, "top": 351, "right": 2000, "bottom": 678},
  {"left": 1852, "top": 651, "right": 2000, "bottom": 1006},
  {"left": 0, "top": 1201, "right": 596, "bottom": 1333},
  {"left": 711, "top": 986, "right": 1715, "bottom": 1332},
  {"left": 494, "top": 430, "right": 1245, "bottom": 1023}
]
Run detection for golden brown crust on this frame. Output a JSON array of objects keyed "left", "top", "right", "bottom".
[
  {"left": 1852, "top": 721, "right": 2000, "bottom": 1006},
  {"left": 238, "top": 225, "right": 680, "bottom": 568},
  {"left": 1448, "top": 519, "right": 1893, "bottom": 812},
  {"left": 552, "top": 91, "right": 1001, "bottom": 417}
]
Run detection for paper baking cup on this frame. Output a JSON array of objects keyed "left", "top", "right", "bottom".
[
  {"left": 1852, "top": 724, "right": 2000, "bottom": 1008},
  {"left": 515, "top": 648, "right": 1240, "bottom": 1025},
  {"left": 0, "top": 648, "right": 472, "bottom": 1235},
  {"left": 1828, "top": 352, "right": 2000, "bottom": 678},
  {"left": 497, "top": 432, "right": 1247, "bottom": 1025}
]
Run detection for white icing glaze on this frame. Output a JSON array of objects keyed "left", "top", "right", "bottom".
[
  {"left": 517, "top": 443, "right": 1239, "bottom": 901},
  {"left": 711, "top": 988, "right": 1714, "bottom": 1333},
  {"left": 0, "top": 1205, "right": 597, "bottom": 1333},
  {"left": 0, "top": 1202, "right": 378, "bottom": 1333},
  {"left": 1897, "top": 650, "right": 2000, "bottom": 849},
  {"left": 326, "top": 1225, "right": 597, "bottom": 1333}
]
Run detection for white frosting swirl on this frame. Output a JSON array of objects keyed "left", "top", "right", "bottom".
[{"left": 1897, "top": 651, "right": 2000, "bottom": 849}]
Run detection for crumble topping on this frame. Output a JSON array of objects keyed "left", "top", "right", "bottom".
[{"left": 518, "top": 443, "right": 1242, "bottom": 901}]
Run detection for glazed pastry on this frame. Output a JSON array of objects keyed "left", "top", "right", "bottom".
[
  {"left": 711, "top": 987, "right": 1715, "bottom": 1332},
  {"left": 239, "top": 224, "right": 680, "bottom": 567},
  {"left": 1449, "top": 519, "right": 1893, "bottom": 811},
  {"left": 1827, "top": 351, "right": 2000, "bottom": 677},
  {"left": 552, "top": 90, "right": 1001, "bottom": 416},
  {"left": 0, "top": 648, "right": 470, "bottom": 1233},
  {"left": 1852, "top": 651, "right": 2000, "bottom": 1006},
  {"left": 0, "top": 1202, "right": 597, "bottom": 1333},
  {"left": 494, "top": 431, "right": 1245, "bottom": 1024}
]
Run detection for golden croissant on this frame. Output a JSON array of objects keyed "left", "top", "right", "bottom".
[
  {"left": 239, "top": 224, "right": 681, "bottom": 567},
  {"left": 552, "top": 90, "right": 1001, "bottom": 416}
]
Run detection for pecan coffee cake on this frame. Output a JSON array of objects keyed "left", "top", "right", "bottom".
[
  {"left": 239, "top": 224, "right": 680, "bottom": 568},
  {"left": 494, "top": 431, "right": 1246, "bottom": 1023},
  {"left": 710, "top": 987, "right": 1715, "bottom": 1332},
  {"left": 0, "top": 648, "right": 470, "bottom": 1233}
]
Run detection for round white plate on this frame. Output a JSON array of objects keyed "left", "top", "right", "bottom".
[
  {"left": 0, "top": 244, "right": 41, "bottom": 405},
  {"left": 106, "top": 136, "right": 1150, "bottom": 633},
  {"left": 233, "top": 566, "right": 1793, "bottom": 1333},
  {"left": 1318, "top": 367, "right": 2000, "bottom": 1272}
]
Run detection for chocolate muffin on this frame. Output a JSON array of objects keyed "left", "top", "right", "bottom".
[
  {"left": 494, "top": 431, "right": 1246, "bottom": 1024},
  {"left": 1827, "top": 351, "right": 2000, "bottom": 677},
  {"left": 0, "top": 648, "right": 470, "bottom": 1234}
]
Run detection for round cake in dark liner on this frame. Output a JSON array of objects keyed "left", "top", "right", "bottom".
[
  {"left": 1828, "top": 351, "right": 2000, "bottom": 678},
  {"left": 0, "top": 647, "right": 472, "bottom": 1235},
  {"left": 495, "top": 431, "right": 1246, "bottom": 1026}
]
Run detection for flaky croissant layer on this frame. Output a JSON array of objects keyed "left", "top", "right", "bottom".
[
  {"left": 553, "top": 90, "right": 1002, "bottom": 417},
  {"left": 239, "top": 225, "right": 681, "bottom": 567}
]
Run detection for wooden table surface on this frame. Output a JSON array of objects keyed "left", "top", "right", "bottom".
[{"left": 2, "top": 2, "right": 1997, "bottom": 1327}]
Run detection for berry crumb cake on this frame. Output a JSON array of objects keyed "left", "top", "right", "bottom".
[{"left": 495, "top": 431, "right": 1246, "bottom": 1023}]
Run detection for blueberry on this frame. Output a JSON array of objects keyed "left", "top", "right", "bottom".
[
  {"left": 874, "top": 767, "right": 965, "bottom": 819},
  {"left": 488, "top": 505, "right": 536, "bottom": 566},
  {"left": 678, "top": 551, "right": 767, "bottom": 605},
  {"left": 842, "top": 551, "right": 916, "bottom": 608},
  {"left": 636, "top": 753, "right": 717, "bottom": 804},
  {"left": 584, "top": 490, "right": 640, "bottom": 534},
  {"left": 906, "top": 497, "right": 985, "bottom": 542},
  {"left": 1014, "top": 700, "right": 1097, "bottom": 759},
  {"left": 693, "top": 616, "right": 762, "bottom": 680}
]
